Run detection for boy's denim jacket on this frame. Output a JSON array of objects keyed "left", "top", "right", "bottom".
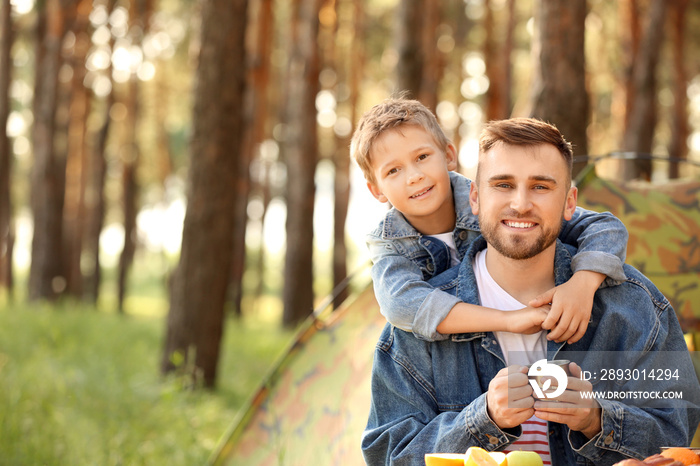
[
  {"left": 362, "top": 238, "right": 700, "bottom": 466},
  {"left": 367, "top": 171, "right": 629, "bottom": 341}
]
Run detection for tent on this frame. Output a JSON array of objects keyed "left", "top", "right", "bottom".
[
  {"left": 209, "top": 277, "right": 384, "bottom": 465},
  {"left": 575, "top": 165, "right": 700, "bottom": 333},
  {"left": 210, "top": 164, "right": 700, "bottom": 465}
]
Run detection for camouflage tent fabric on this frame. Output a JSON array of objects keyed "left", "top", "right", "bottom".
[
  {"left": 210, "top": 285, "right": 385, "bottom": 465},
  {"left": 576, "top": 168, "right": 700, "bottom": 332}
]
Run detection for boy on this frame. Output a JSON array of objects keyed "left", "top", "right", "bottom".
[{"left": 350, "top": 97, "right": 628, "bottom": 343}]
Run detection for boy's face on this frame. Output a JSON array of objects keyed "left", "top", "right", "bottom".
[
  {"left": 367, "top": 125, "right": 458, "bottom": 235},
  {"left": 469, "top": 142, "right": 577, "bottom": 261}
]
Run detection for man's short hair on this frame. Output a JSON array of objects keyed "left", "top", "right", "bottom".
[
  {"left": 478, "top": 118, "right": 574, "bottom": 184},
  {"left": 351, "top": 97, "right": 451, "bottom": 184}
]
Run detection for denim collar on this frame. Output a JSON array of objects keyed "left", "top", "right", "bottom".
[{"left": 378, "top": 171, "right": 480, "bottom": 240}]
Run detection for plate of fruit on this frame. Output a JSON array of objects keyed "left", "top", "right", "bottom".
[{"left": 425, "top": 446, "right": 543, "bottom": 465}]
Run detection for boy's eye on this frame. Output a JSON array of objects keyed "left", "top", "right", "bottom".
[
  {"left": 386, "top": 167, "right": 398, "bottom": 176},
  {"left": 417, "top": 153, "right": 430, "bottom": 161}
]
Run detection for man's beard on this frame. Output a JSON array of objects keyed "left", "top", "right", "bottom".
[{"left": 478, "top": 210, "right": 561, "bottom": 260}]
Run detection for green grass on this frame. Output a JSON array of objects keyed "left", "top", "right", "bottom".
[{"left": 0, "top": 297, "right": 292, "bottom": 465}]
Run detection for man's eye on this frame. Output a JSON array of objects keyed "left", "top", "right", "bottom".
[
  {"left": 533, "top": 185, "right": 550, "bottom": 190},
  {"left": 495, "top": 183, "right": 512, "bottom": 189}
]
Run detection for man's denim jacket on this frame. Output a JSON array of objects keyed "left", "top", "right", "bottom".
[
  {"left": 367, "top": 171, "right": 629, "bottom": 341},
  {"left": 362, "top": 238, "right": 700, "bottom": 466}
]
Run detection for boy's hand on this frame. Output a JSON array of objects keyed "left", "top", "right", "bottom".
[
  {"left": 529, "top": 271, "right": 605, "bottom": 344},
  {"left": 505, "top": 305, "right": 550, "bottom": 334}
]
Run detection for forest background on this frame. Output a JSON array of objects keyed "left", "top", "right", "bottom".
[{"left": 1, "top": 0, "right": 700, "bottom": 464}]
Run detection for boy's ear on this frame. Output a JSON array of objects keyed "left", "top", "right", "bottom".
[
  {"left": 367, "top": 181, "right": 389, "bottom": 203},
  {"left": 469, "top": 181, "right": 479, "bottom": 215},
  {"left": 563, "top": 186, "right": 578, "bottom": 220},
  {"left": 445, "top": 143, "right": 458, "bottom": 171}
]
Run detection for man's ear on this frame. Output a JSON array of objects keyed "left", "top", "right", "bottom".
[
  {"left": 469, "top": 181, "right": 479, "bottom": 215},
  {"left": 563, "top": 186, "right": 578, "bottom": 221},
  {"left": 367, "top": 181, "right": 389, "bottom": 203},
  {"left": 445, "top": 143, "right": 458, "bottom": 171}
]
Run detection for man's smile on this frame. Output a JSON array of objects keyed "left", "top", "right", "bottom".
[{"left": 503, "top": 220, "right": 537, "bottom": 229}]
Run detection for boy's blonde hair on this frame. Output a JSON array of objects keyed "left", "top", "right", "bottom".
[{"left": 350, "top": 97, "right": 451, "bottom": 184}]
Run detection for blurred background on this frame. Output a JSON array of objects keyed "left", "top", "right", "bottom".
[{"left": 1, "top": 0, "right": 700, "bottom": 463}]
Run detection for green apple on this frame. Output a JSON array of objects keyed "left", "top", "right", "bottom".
[{"left": 505, "top": 451, "right": 544, "bottom": 466}]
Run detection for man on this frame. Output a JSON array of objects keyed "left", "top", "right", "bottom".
[{"left": 361, "top": 118, "right": 700, "bottom": 466}]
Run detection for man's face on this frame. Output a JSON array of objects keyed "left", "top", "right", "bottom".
[
  {"left": 367, "top": 125, "right": 458, "bottom": 235},
  {"left": 470, "top": 142, "right": 577, "bottom": 260}
]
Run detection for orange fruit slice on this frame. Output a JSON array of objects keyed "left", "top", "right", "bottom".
[
  {"left": 424, "top": 453, "right": 467, "bottom": 466},
  {"left": 465, "top": 447, "right": 499, "bottom": 466},
  {"left": 489, "top": 451, "right": 507, "bottom": 465},
  {"left": 660, "top": 447, "right": 700, "bottom": 465}
]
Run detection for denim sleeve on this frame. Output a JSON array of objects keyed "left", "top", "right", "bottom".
[
  {"left": 559, "top": 207, "right": 628, "bottom": 286},
  {"left": 368, "top": 237, "right": 460, "bottom": 341},
  {"left": 362, "top": 336, "right": 517, "bottom": 465},
  {"left": 567, "top": 400, "right": 699, "bottom": 464}
]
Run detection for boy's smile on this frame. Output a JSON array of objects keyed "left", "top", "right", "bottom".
[{"left": 366, "top": 125, "right": 458, "bottom": 235}]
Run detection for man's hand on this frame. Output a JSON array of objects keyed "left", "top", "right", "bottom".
[
  {"left": 506, "top": 305, "right": 551, "bottom": 334},
  {"left": 529, "top": 271, "right": 605, "bottom": 343},
  {"left": 533, "top": 362, "right": 601, "bottom": 439},
  {"left": 486, "top": 366, "right": 535, "bottom": 429}
]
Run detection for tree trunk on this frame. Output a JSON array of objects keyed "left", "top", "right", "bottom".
[
  {"left": 0, "top": 0, "right": 13, "bottom": 294},
  {"left": 117, "top": 105, "right": 138, "bottom": 314},
  {"left": 117, "top": 1, "right": 154, "bottom": 311},
  {"left": 281, "top": 0, "right": 322, "bottom": 328},
  {"left": 230, "top": 0, "right": 273, "bottom": 317},
  {"left": 162, "top": 0, "right": 248, "bottom": 388},
  {"left": 331, "top": 0, "right": 364, "bottom": 309},
  {"left": 62, "top": 1, "right": 92, "bottom": 298},
  {"left": 621, "top": 0, "right": 641, "bottom": 136},
  {"left": 483, "top": 0, "right": 514, "bottom": 121},
  {"left": 418, "top": 0, "right": 441, "bottom": 111},
  {"left": 621, "top": 0, "right": 667, "bottom": 181},
  {"left": 530, "top": 0, "right": 589, "bottom": 178},
  {"left": 395, "top": 0, "right": 424, "bottom": 97},
  {"left": 84, "top": 99, "right": 110, "bottom": 305},
  {"left": 83, "top": 0, "right": 116, "bottom": 305},
  {"left": 29, "top": 0, "right": 71, "bottom": 301},
  {"left": 667, "top": 0, "right": 689, "bottom": 179}
]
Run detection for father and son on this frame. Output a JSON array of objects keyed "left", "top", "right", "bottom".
[{"left": 349, "top": 97, "right": 700, "bottom": 465}]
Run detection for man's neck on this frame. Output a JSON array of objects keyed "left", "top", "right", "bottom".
[{"left": 483, "top": 245, "right": 557, "bottom": 304}]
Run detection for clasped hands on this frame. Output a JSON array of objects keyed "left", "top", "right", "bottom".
[
  {"left": 508, "top": 271, "right": 605, "bottom": 344},
  {"left": 486, "top": 362, "right": 602, "bottom": 439}
]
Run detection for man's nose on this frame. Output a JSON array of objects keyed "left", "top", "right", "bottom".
[{"left": 510, "top": 188, "right": 533, "bottom": 212}]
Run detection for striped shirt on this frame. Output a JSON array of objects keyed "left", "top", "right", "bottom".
[{"left": 504, "top": 417, "right": 552, "bottom": 465}]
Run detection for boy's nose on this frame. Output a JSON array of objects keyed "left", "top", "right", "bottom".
[{"left": 406, "top": 166, "right": 425, "bottom": 184}]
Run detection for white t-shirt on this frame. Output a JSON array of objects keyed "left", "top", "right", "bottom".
[
  {"left": 473, "top": 249, "right": 552, "bottom": 465},
  {"left": 427, "top": 232, "right": 461, "bottom": 267}
]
